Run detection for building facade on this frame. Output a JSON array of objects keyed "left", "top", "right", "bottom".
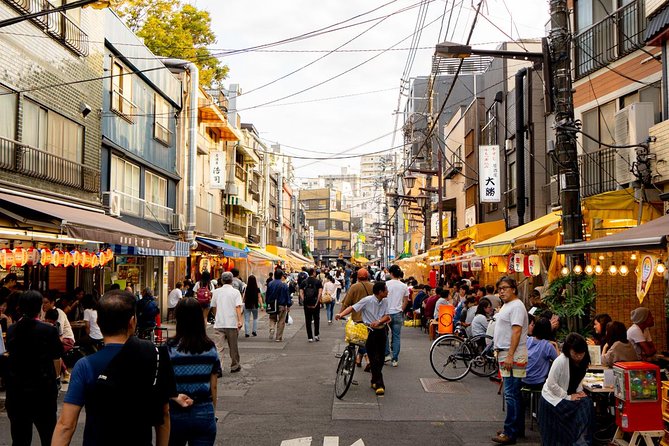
[{"left": 300, "top": 188, "right": 351, "bottom": 265}]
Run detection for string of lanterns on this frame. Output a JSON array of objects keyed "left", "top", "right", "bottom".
[
  {"left": 0, "top": 248, "right": 114, "bottom": 270},
  {"left": 560, "top": 254, "right": 666, "bottom": 277}
]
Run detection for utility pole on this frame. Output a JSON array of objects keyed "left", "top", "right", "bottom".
[
  {"left": 550, "top": 0, "right": 584, "bottom": 263},
  {"left": 424, "top": 75, "right": 434, "bottom": 250}
]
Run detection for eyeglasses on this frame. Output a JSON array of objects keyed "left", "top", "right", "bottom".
[{"left": 497, "top": 286, "right": 513, "bottom": 292}]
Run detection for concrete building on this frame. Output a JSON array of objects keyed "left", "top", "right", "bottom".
[{"left": 300, "top": 188, "right": 351, "bottom": 265}]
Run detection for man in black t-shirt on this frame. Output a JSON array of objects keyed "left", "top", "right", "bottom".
[
  {"left": 6, "top": 290, "right": 63, "bottom": 446},
  {"left": 53, "top": 290, "right": 177, "bottom": 446},
  {"left": 299, "top": 268, "right": 323, "bottom": 342}
]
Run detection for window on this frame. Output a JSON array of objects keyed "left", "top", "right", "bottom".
[
  {"left": 111, "top": 61, "right": 135, "bottom": 120},
  {"left": 0, "top": 86, "right": 16, "bottom": 140},
  {"left": 507, "top": 162, "right": 517, "bottom": 207},
  {"left": 111, "top": 155, "right": 140, "bottom": 215},
  {"left": 154, "top": 93, "right": 171, "bottom": 145},
  {"left": 145, "top": 171, "right": 168, "bottom": 222},
  {"left": 331, "top": 220, "right": 337, "bottom": 230},
  {"left": 581, "top": 99, "right": 616, "bottom": 153},
  {"left": 316, "top": 220, "right": 326, "bottom": 231},
  {"left": 23, "top": 100, "right": 83, "bottom": 161}
]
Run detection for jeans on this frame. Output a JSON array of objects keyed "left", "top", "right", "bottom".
[
  {"left": 503, "top": 375, "right": 524, "bottom": 440},
  {"left": 345, "top": 279, "right": 350, "bottom": 291},
  {"left": 384, "top": 312, "right": 403, "bottom": 360},
  {"left": 325, "top": 301, "right": 335, "bottom": 321},
  {"left": 6, "top": 388, "right": 57, "bottom": 446},
  {"left": 244, "top": 308, "right": 258, "bottom": 335},
  {"left": 336, "top": 288, "right": 342, "bottom": 302},
  {"left": 304, "top": 306, "right": 320, "bottom": 339},
  {"left": 169, "top": 402, "right": 217, "bottom": 446},
  {"left": 366, "top": 328, "right": 387, "bottom": 388}
]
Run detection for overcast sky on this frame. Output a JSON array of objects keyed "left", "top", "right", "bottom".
[{"left": 193, "top": 0, "right": 549, "bottom": 180}]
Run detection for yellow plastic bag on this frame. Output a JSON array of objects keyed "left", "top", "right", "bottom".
[{"left": 344, "top": 319, "right": 368, "bottom": 346}]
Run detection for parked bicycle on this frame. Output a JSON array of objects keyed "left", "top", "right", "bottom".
[
  {"left": 334, "top": 318, "right": 370, "bottom": 399},
  {"left": 429, "top": 328, "right": 498, "bottom": 381}
]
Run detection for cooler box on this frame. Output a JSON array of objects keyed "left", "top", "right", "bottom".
[{"left": 613, "top": 361, "right": 662, "bottom": 432}]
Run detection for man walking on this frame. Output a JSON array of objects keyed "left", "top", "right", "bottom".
[
  {"left": 384, "top": 265, "right": 408, "bottom": 367},
  {"left": 342, "top": 268, "right": 374, "bottom": 369},
  {"left": 300, "top": 268, "right": 323, "bottom": 342},
  {"left": 52, "top": 290, "right": 176, "bottom": 446},
  {"left": 491, "top": 276, "right": 528, "bottom": 445},
  {"left": 265, "top": 269, "right": 291, "bottom": 342},
  {"left": 336, "top": 281, "right": 390, "bottom": 396},
  {"left": 344, "top": 265, "right": 352, "bottom": 292},
  {"left": 230, "top": 268, "right": 246, "bottom": 295},
  {"left": 211, "top": 271, "right": 243, "bottom": 373}
]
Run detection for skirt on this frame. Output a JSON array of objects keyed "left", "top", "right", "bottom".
[{"left": 538, "top": 395, "right": 594, "bottom": 446}]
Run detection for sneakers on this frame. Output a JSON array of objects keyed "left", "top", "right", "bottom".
[
  {"left": 275, "top": 338, "right": 282, "bottom": 342},
  {"left": 230, "top": 366, "right": 242, "bottom": 373},
  {"left": 391, "top": 360, "right": 398, "bottom": 367},
  {"left": 491, "top": 433, "right": 516, "bottom": 445},
  {"left": 269, "top": 329, "right": 275, "bottom": 340},
  {"left": 245, "top": 334, "right": 250, "bottom": 338},
  {"left": 252, "top": 332, "right": 257, "bottom": 337},
  {"left": 375, "top": 387, "right": 385, "bottom": 396},
  {"left": 308, "top": 338, "right": 314, "bottom": 342},
  {"left": 314, "top": 336, "right": 320, "bottom": 342},
  {"left": 384, "top": 355, "right": 391, "bottom": 363}
]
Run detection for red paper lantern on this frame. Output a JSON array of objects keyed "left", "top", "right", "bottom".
[
  {"left": 51, "top": 250, "right": 63, "bottom": 267},
  {"left": 91, "top": 253, "right": 100, "bottom": 268},
  {"left": 81, "top": 251, "right": 92, "bottom": 268},
  {"left": 39, "top": 248, "right": 52, "bottom": 266},
  {"left": 13, "top": 248, "right": 27, "bottom": 267},
  {"left": 70, "top": 250, "right": 82, "bottom": 267},
  {"left": 26, "top": 247, "right": 41, "bottom": 266},
  {"left": 63, "top": 251, "right": 73, "bottom": 267},
  {"left": 0, "top": 249, "right": 8, "bottom": 270}
]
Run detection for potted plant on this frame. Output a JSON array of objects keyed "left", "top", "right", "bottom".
[{"left": 543, "top": 273, "right": 596, "bottom": 340}]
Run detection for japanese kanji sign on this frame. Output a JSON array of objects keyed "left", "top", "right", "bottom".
[
  {"left": 210, "top": 151, "right": 226, "bottom": 189},
  {"left": 479, "top": 145, "right": 500, "bottom": 203}
]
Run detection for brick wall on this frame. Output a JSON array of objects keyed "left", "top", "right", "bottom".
[
  {"left": 0, "top": 5, "right": 105, "bottom": 204},
  {"left": 593, "top": 252, "right": 668, "bottom": 352}
]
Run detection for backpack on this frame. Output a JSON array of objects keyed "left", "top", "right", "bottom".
[
  {"left": 197, "top": 282, "right": 212, "bottom": 306},
  {"left": 137, "top": 297, "right": 159, "bottom": 328},
  {"left": 303, "top": 279, "right": 319, "bottom": 307}
]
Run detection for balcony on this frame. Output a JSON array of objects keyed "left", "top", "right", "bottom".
[
  {"left": 574, "top": 0, "right": 645, "bottom": 79},
  {"left": 444, "top": 161, "right": 463, "bottom": 179},
  {"left": 3, "top": 0, "right": 89, "bottom": 56},
  {"left": 234, "top": 163, "right": 247, "bottom": 182},
  {"left": 247, "top": 226, "right": 259, "bottom": 243},
  {"left": 195, "top": 206, "right": 225, "bottom": 237},
  {"left": 112, "top": 191, "right": 173, "bottom": 224},
  {"left": 0, "top": 136, "right": 99, "bottom": 193},
  {"left": 248, "top": 179, "right": 260, "bottom": 199},
  {"left": 226, "top": 220, "right": 246, "bottom": 238},
  {"left": 578, "top": 147, "right": 617, "bottom": 197}
]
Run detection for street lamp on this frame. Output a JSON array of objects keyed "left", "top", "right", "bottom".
[
  {"left": 403, "top": 174, "right": 418, "bottom": 190},
  {"left": 415, "top": 195, "right": 429, "bottom": 209},
  {"left": 0, "top": 0, "right": 111, "bottom": 28},
  {"left": 435, "top": 41, "right": 544, "bottom": 63}
]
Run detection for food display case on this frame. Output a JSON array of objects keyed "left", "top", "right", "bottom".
[{"left": 613, "top": 362, "right": 662, "bottom": 432}]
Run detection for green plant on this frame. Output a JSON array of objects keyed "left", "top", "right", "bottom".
[{"left": 543, "top": 273, "right": 597, "bottom": 339}]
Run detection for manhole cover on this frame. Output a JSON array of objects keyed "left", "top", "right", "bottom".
[{"left": 419, "top": 378, "right": 470, "bottom": 394}]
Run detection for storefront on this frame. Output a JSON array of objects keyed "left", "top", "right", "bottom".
[
  {"left": 247, "top": 245, "right": 282, "bottom": 287},
  {"left": 193, "top": 237, "right": 249, "bottom": 282}
]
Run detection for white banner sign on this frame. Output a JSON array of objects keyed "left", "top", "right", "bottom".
[
  {"left": 479, "top": 145, "right": 501, "bottom": 203},
  {"left": 465, "top": 206, "right": 476, "bottom": 227},
  {"left": 210, "top": 151, "right": 226, "bottom": 189},
  {"left": 308, "top": 226, "right": 314, "bottom": 251}
]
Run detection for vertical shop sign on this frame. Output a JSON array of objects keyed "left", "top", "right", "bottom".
[
  {"left": 479, "top": 145, "right": 501, "bottom": 203},
  {"left": 210, "top": 151, "right": 226, "bottom": 189}
]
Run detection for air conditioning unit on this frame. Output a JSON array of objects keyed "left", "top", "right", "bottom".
[
  {"left": 614, "top": 102, "right": 654, "bottom": 185},
  {"left": 102, "top": 192, "right": 121, "bottom": 217},
  {"left": 171, "top": 213, "right": 185, "bottom": 233}
]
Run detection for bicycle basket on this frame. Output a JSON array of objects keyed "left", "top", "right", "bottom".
[{"left": 344, "top": 319, "right": 368, "bottom": 346}]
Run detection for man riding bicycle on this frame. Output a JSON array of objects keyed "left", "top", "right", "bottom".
[{"left": 335, "top": 281, "right": 390, "bottom": 396}]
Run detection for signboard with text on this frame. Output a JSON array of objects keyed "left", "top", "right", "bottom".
[
  {"left": 308, "top": 226, "right": 314, "bottom": 251},
  {"left": 210, "top": 151, "right": 226, "bottom": 189},
  {"left": 479, "top": 145, "right": 500, "bottom": 203}
]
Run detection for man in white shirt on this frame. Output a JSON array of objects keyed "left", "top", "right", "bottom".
[
  {"left": 212, "top": 272, "right": 244, "bottom": 373},
  {"left": 384, "top": 265, "right": 409, "bottom": 367},
  {"left": 627, "top": 306, "right": 656, "bottom": 360},
  {"left": 167, "top": 282, "right": 183, "bottom": 322}
]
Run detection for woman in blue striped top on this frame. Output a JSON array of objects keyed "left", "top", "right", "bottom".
[{"left": 167, "top": 297, "right": 222, "bottom": 446}]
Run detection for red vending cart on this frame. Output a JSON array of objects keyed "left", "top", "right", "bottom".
[{"left": 613, "top": 361, "right": 662, "bottom": 432}]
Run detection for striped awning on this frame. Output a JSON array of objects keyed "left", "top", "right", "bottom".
[
  {"left": 111, "top": 241, "right": 190, "bottom": 258},
  {"left": 196, "top": 237, "right": 248, "bottom": 258}
]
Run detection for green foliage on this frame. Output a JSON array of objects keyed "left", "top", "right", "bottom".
[
  {"left": 115, "top": 0, "right": 228, "bottom": 87},
  {"left": 543, "top": 274, "right": 597, "bottom": 339}
]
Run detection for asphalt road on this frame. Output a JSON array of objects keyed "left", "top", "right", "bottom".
[{"left": 0, "top": 297, "right": 543, "bottom": 446}]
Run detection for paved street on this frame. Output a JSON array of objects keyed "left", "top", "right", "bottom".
[{"left": 0, "top": 299, "right": 542, "bottom": 445}]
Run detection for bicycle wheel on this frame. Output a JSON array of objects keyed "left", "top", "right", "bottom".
[
  {"left": 468, "top": 335, "right": 499, "bottom": 377},
  {"left": 335, "top": 345, "right": 356, "bottom": 399},
  {"left": 430, "top": 335, "right": 471, "bottom": 381}
]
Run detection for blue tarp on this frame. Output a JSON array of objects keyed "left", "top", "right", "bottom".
[{"left": 196, "top": 237, "right": 248, "bottom": 259}]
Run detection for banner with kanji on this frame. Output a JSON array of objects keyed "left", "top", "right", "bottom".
[{"left": 479, "top": 145, "right": 500, "bottom": 203}]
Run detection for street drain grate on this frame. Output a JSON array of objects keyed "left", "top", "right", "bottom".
[{"left": 420, "top": 378, "right": 470, "bottom": 393}]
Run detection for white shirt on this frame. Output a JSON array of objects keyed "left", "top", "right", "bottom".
[
  {"left": 56, "top": 308, "right": 75, "bottom": 341},
  {"left": 83, "top": 308, "right": 102, "bottom": 340},
  {"left": 323, "top": 281, "right": 339, "bottom": 297},
  {"left": 0, "top": 323, "right": 5, "bottom": 355},
  {"left": 542, "top": 353, "right": 582, "bottom": 407},
  {"left": 385, "top": 279, "right": 409, "bottom": 314},
  {"left": 627, "top": 324, "right": 652, "bottom": 357},
  {"left": 212, "top": 284, "right": 243, "bottom": 329},
  {"left": 168, "top": 288, "right": 182, "bottom": 309},
  {"left": 493, "top": 298, "right": 528, "bottom": 350}
]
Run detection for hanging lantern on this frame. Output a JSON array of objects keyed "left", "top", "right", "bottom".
[
  {"left": 0, "top": 249, "right": 8, "bottom": 270},
  {"left": 657, "top": 260, "right": 666, "bottom": 276},
  {"left": 527, "top": 254, "right": 541, "bottom": 276},
  {"left": 608, "top": 262, "right": 618, "bottom": 276},
  {"left": 514, "top": 253, "right": 525, "bottom": 273},
  {"left": 91, "top": 252, "right": 100, "bottom": 268},
  {"left": 81, "top": 252, "right": 92, "bottom": 269},
  {"left": 13, "top": 247, "right": 27, "bottom": 267},
  {"left": 52, "top": 249, "right": 64, "bottom": 267},
  {"left": 39, "top": 248, "right": 52, "bottom": 266},
  {"left": 573, "top": 264, "right": 583, "bottom": 275},
  {"left": 560, "top": 266, "right": 570, "bottom": 277},
  {"left": 105, "top": 248, "right": 114, "bottom": 265},
  {"left": 507, "top": 254, "right": 515, "bottom": 273},
  {"left": 594, "top": 261, "right": 604, "bottom": 276},
  {"left": 522, "top": 255, "right": 531, "bottom": 277},
  {"left": 619, "top": 261, "right": 629, "bottom": 276},
  {"left": 585, "top": 264, "right": 594, "bottom": 275},
  {"left": 63, "top": 251, "right": 73, "bottom": 267},
  {"left": 227, "top": 259, "right": 235, "bottom": 271},
  {"left": 26, "top": 247, "right": 41, "bottom": 266},
  {"left": 70, "top": 250, "right": 82, "bottom": 267}
]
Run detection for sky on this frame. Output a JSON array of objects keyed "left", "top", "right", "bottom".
[{"left": 193, "top": 0, "right": 550, "bottom": 180}]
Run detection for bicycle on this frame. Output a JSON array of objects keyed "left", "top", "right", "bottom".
[
  {"left": 429, "top": 330, "right": 498, "bottom": 381},
  {"left": 334, "top": 318, "right": 370, "bottom": 399}
]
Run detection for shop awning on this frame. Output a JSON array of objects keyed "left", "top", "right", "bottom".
[
  {"left": 582, "top": 188, "right": 661, "bottom": 222},
  {"left": 473, "top": 212, "right": 562, "bottom": 257},
  {"left": 556, "top": 213, "right": 669, "bottom": 254},
  {"left": 224, "top": 235, "right": 247, "bottom": 250},
  {"left": 111, "top": 242, "right": 190, "bottom": 258},
  {"left": 352, "top": 255, "right": 370, "bottom": 266},
  {"left": 196, "top": 237, "right": 248, "bottom": 258},
  {"left": 247, "top": 245, "right": 283, "bottom": 262},
  {"left": 289, "top": 250, "right": 314, "bottom": 266},
  {"left": 0, "top": 193, "right": 179, "bottom": 251}
]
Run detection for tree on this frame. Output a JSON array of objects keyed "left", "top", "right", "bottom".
[{"left": 115, "top": 0, "right": 228, "bottom": 87}]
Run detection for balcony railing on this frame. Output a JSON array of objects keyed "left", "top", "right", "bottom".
[
  {"left": 195, "top": 206, "right": 225, "bottom": 237},
  {"left": 154, "top": 122, "right": 172, "bottom": 146},
  {"left": 578, "top": 147, "right": 617, "bottom": 197},
  {"left": 574, "top": 0, "right": 644, "bottom": 79},
  {"left": 113, "top": 190, "right": 173, "bottom": 224},
  {"left": 3, "top": 0, "right": 89, "bottom": 56},
  {"left": 226, "top": 220, "right": 246, "bottom": 237},
  {"left": 234, "top": 163, "right": 247, "bottom": 182},
  {"left": 111, "top": 90, "right": 137, "bottom": 123},
  {"left": 0, "top": 136, "right": 99, "bottom": 192}
]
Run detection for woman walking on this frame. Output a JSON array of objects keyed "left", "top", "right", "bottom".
[
  {"left": 167, "top": 297, "right": 222, "bottom": 446},
  {"left": 323, "top": 275, "right": 339, "bottom": 324},
  {"left": 194, "top": 271, "right": 214, "bottom": 322},
  {"left": 243, "top": 275, "right": 263, "bottom": 337}
]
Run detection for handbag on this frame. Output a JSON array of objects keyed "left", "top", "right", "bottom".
[
  {"left": 266, "top": 299, "right": 278, "bottom": 314},
  {"left": 321, "top": 291, "right": 333, "bottom": 304}
]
